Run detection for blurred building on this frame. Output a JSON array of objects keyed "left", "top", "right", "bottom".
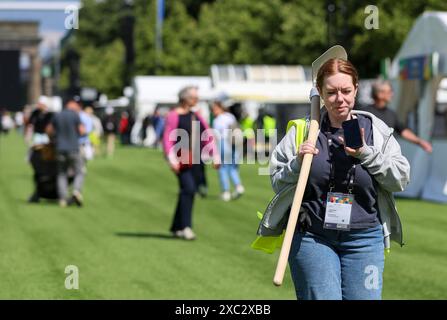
[
  {"left": 0, "top": 21, "right": 40, "bottom": 111},
  {"left": 0, "top": 1, "right": 81, "bottom": 107}
]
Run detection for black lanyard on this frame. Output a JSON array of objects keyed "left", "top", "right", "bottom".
[{"left": 325, "top": 131, "right": 356, "bottom": 194}]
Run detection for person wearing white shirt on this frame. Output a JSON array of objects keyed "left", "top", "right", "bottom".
[{"left": 211, "top": 99, "right": 245, "bottom": 201}]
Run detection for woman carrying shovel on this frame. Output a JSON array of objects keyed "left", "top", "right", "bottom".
[{"left": 265, "top": 58, "right": 410, "bottom": 299}]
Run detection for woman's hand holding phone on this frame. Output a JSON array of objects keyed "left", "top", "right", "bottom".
[{"left": 338, "top": 127, "right": 366, "bottom": 157}]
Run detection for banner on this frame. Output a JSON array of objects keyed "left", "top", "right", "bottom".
[{"left": 399, "top": 52, "right": 439, "bottom": 80}]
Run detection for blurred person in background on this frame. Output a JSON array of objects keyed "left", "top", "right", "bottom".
[
  {"left": 262, "top": 111, "right": 276, "bottom": 151},
  {"left": 141, "top": 113, "right": 152, "bottom": 145},
  {"left": 102, "top": 106, "right": 118, "bottom": 157},
  {"left": 119, "top": 111, "right": 129, "bottom": 144},
  {"left": 26, "top": 98, "right": 55, "bottom": 203},
  {"left": 1, "top": 111, "right": 14, "bottom": 134},
  {"left": 255, "top": 108, "right": 276, "bottom": 153},
  {"left": 22, "top": 105, "right": 33, "bottom": 141},
  {"left": 47, "top": 97, "right": 85, "bottom": 208},
  {"left": 152, "top": 106, "right": 165, "bottom": 149},
  {"left": 78, "top": 104, "right": 94, "bottom": 161},
  {"left": 240, "top": 110, "right": 256, "bottom": 159},
  {"left": 25, "top": 97, "right": 52, "bottom": 147},
  {"left": 14, "top": 111, "right": 24, "bottom": 135},
  {"left": 190, "top": 102, "right": 208, "bottom": 197},
  {"left": 361, "top": 79, "right": 432, "bottom": 153},
  {"left": 211, "top": 95, "right": 245, "bottom": 201},
  {"left": 163, "top": 86, "right": 220, "bottom": 240},
  {"left": 85, "top": 106, "right": 103, "bottom": 158},
  {"left": 119, "top": 111, "right": 134, "bottom": 145}
]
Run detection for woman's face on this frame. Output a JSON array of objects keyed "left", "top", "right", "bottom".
[
  {"left": 185, "top": 89, "right": 199, "bottom": 108},
  {"left": 319, "top": 72, "right": 357, "bottom": 120}
]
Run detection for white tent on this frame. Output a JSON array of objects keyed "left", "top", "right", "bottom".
[{"left": 389, "top": 11, "right": 447, "bottom": 202}]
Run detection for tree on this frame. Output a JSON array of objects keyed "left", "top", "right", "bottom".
[
  {"left": 60, "top": 0, "right": 133, "bottom": 97},
  {"left": 182, "top": 0, "right": 216, "bottom": 19},
  {"left": 133, "top": 0, "right": 157, "bottom": 75},
  {"left": 133, "top": 0, "right": 204, "bottom": 75},
  {"left": 161, "top": 1, "right": 204, "bottom": 74},
  {"left": 60, "top": 0, "right": 447, "bottom": 95},
  {"left": 268, "top": 0, "right": 328, "bottom": 65},
  {"left": 196, "top": 0, "right": 285, "bottom": 66},
  {"left": 79, "top": 39, "right": 126, "bottom": 97},
  {"left": 75, "top": 0, "right": 122, "bottom": 48}
]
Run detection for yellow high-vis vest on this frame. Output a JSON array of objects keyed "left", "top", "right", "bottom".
[{"left": 251, "top": 118, "right": 308, "bottom": 254}]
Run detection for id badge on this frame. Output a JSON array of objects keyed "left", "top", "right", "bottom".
[{"left": 323, "top": 192, "right": 353, "bottom": 231}]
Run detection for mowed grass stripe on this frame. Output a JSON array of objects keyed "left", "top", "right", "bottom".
[
  {"left": 1, "top": 132, "right": 447, "bottom": 299},
  {"left": 0, "top": 133, "right": 294, "bottom": 299}
]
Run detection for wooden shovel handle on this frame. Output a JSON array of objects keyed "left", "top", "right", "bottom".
[{"left": 273, "top": 95, "right": 321, "bottom": 286}]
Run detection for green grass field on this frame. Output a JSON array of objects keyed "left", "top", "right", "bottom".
[{"left": 0, "top": 131, "right": 446, "bottom": 299}]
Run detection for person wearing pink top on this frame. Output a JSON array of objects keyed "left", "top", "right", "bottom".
[{"left": 162, "top": 86, "right": 220, "bottom": 240}]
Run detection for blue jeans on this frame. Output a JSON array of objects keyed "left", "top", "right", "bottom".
[
  {"left": 288, "top": 223, "right": 384, "bottom": 300},
  {"left": 218, "top": 141, "right": 241, "bottom": 192},
  {"left": 218, "top": 164, "right": 241, "bottom": 192}
]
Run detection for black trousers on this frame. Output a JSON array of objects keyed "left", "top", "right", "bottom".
[
  {"left": 171, "top": 167, "right": 197, "bottom": 232},
  {"left": 192, "top": 162, "right": 207, "bottom": 188}
]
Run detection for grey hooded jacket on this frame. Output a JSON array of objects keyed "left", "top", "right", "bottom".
[{"left": 257, "top": 110, "right": 411, "bottom": 250}]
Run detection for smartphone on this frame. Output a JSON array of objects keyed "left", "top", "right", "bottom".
[{"left": 342, "top": 118, "right": 363, "bottom": 149}]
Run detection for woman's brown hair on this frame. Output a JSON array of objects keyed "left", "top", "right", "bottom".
[{"left": 316, "top": 58, "right": 359, "bottom": 91}]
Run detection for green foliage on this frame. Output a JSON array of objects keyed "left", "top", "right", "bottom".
[
  {"left": 63, "top": 0, "right": 447, "bottom": 95},
  {"left": 197, "top": 0, "right": 284, "bottom": 65},
  {"left": 76, "top": 0, "right": 123, "bottom": 47},
  {"left": 133, "top": 0, "right": 205, "bottom": 75},
  {"left": 159, "top": 1, "right": 204, "bottom": 74},
  {"left": 133, "top": 0, "right": 157, "bottom": 75},
  {"left": 79, "top": 39, "right": 126, "bottom": 97},
  {"left": 268, "top": 0, "right": 327, "bottom": 65},
  {"left": 58, "top": 64, "right": 71, "bottom": 92}
]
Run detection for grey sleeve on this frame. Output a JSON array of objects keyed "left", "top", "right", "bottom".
[
  {"left": 270, "top": 126, "right": 302, "bottom": 193},
  {"left": 51, "top": 114, "right": 58, "bottom": 130},
  {"left": 391, "top": 109, "right": 407, "bottom": 135},
  {"left": 75, "top": 113, "right": 81, "bottom": 126},
  {"left": 355, "top": 135, "right": 410, "bottom": 192}
]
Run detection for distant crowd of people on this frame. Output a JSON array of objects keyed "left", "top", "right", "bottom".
[
  {"left": 8, "top": 89, "right": 259, "bottom": 219},
  {"left": 0, "top": 109, "right": 24, "bottom": 135}
]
